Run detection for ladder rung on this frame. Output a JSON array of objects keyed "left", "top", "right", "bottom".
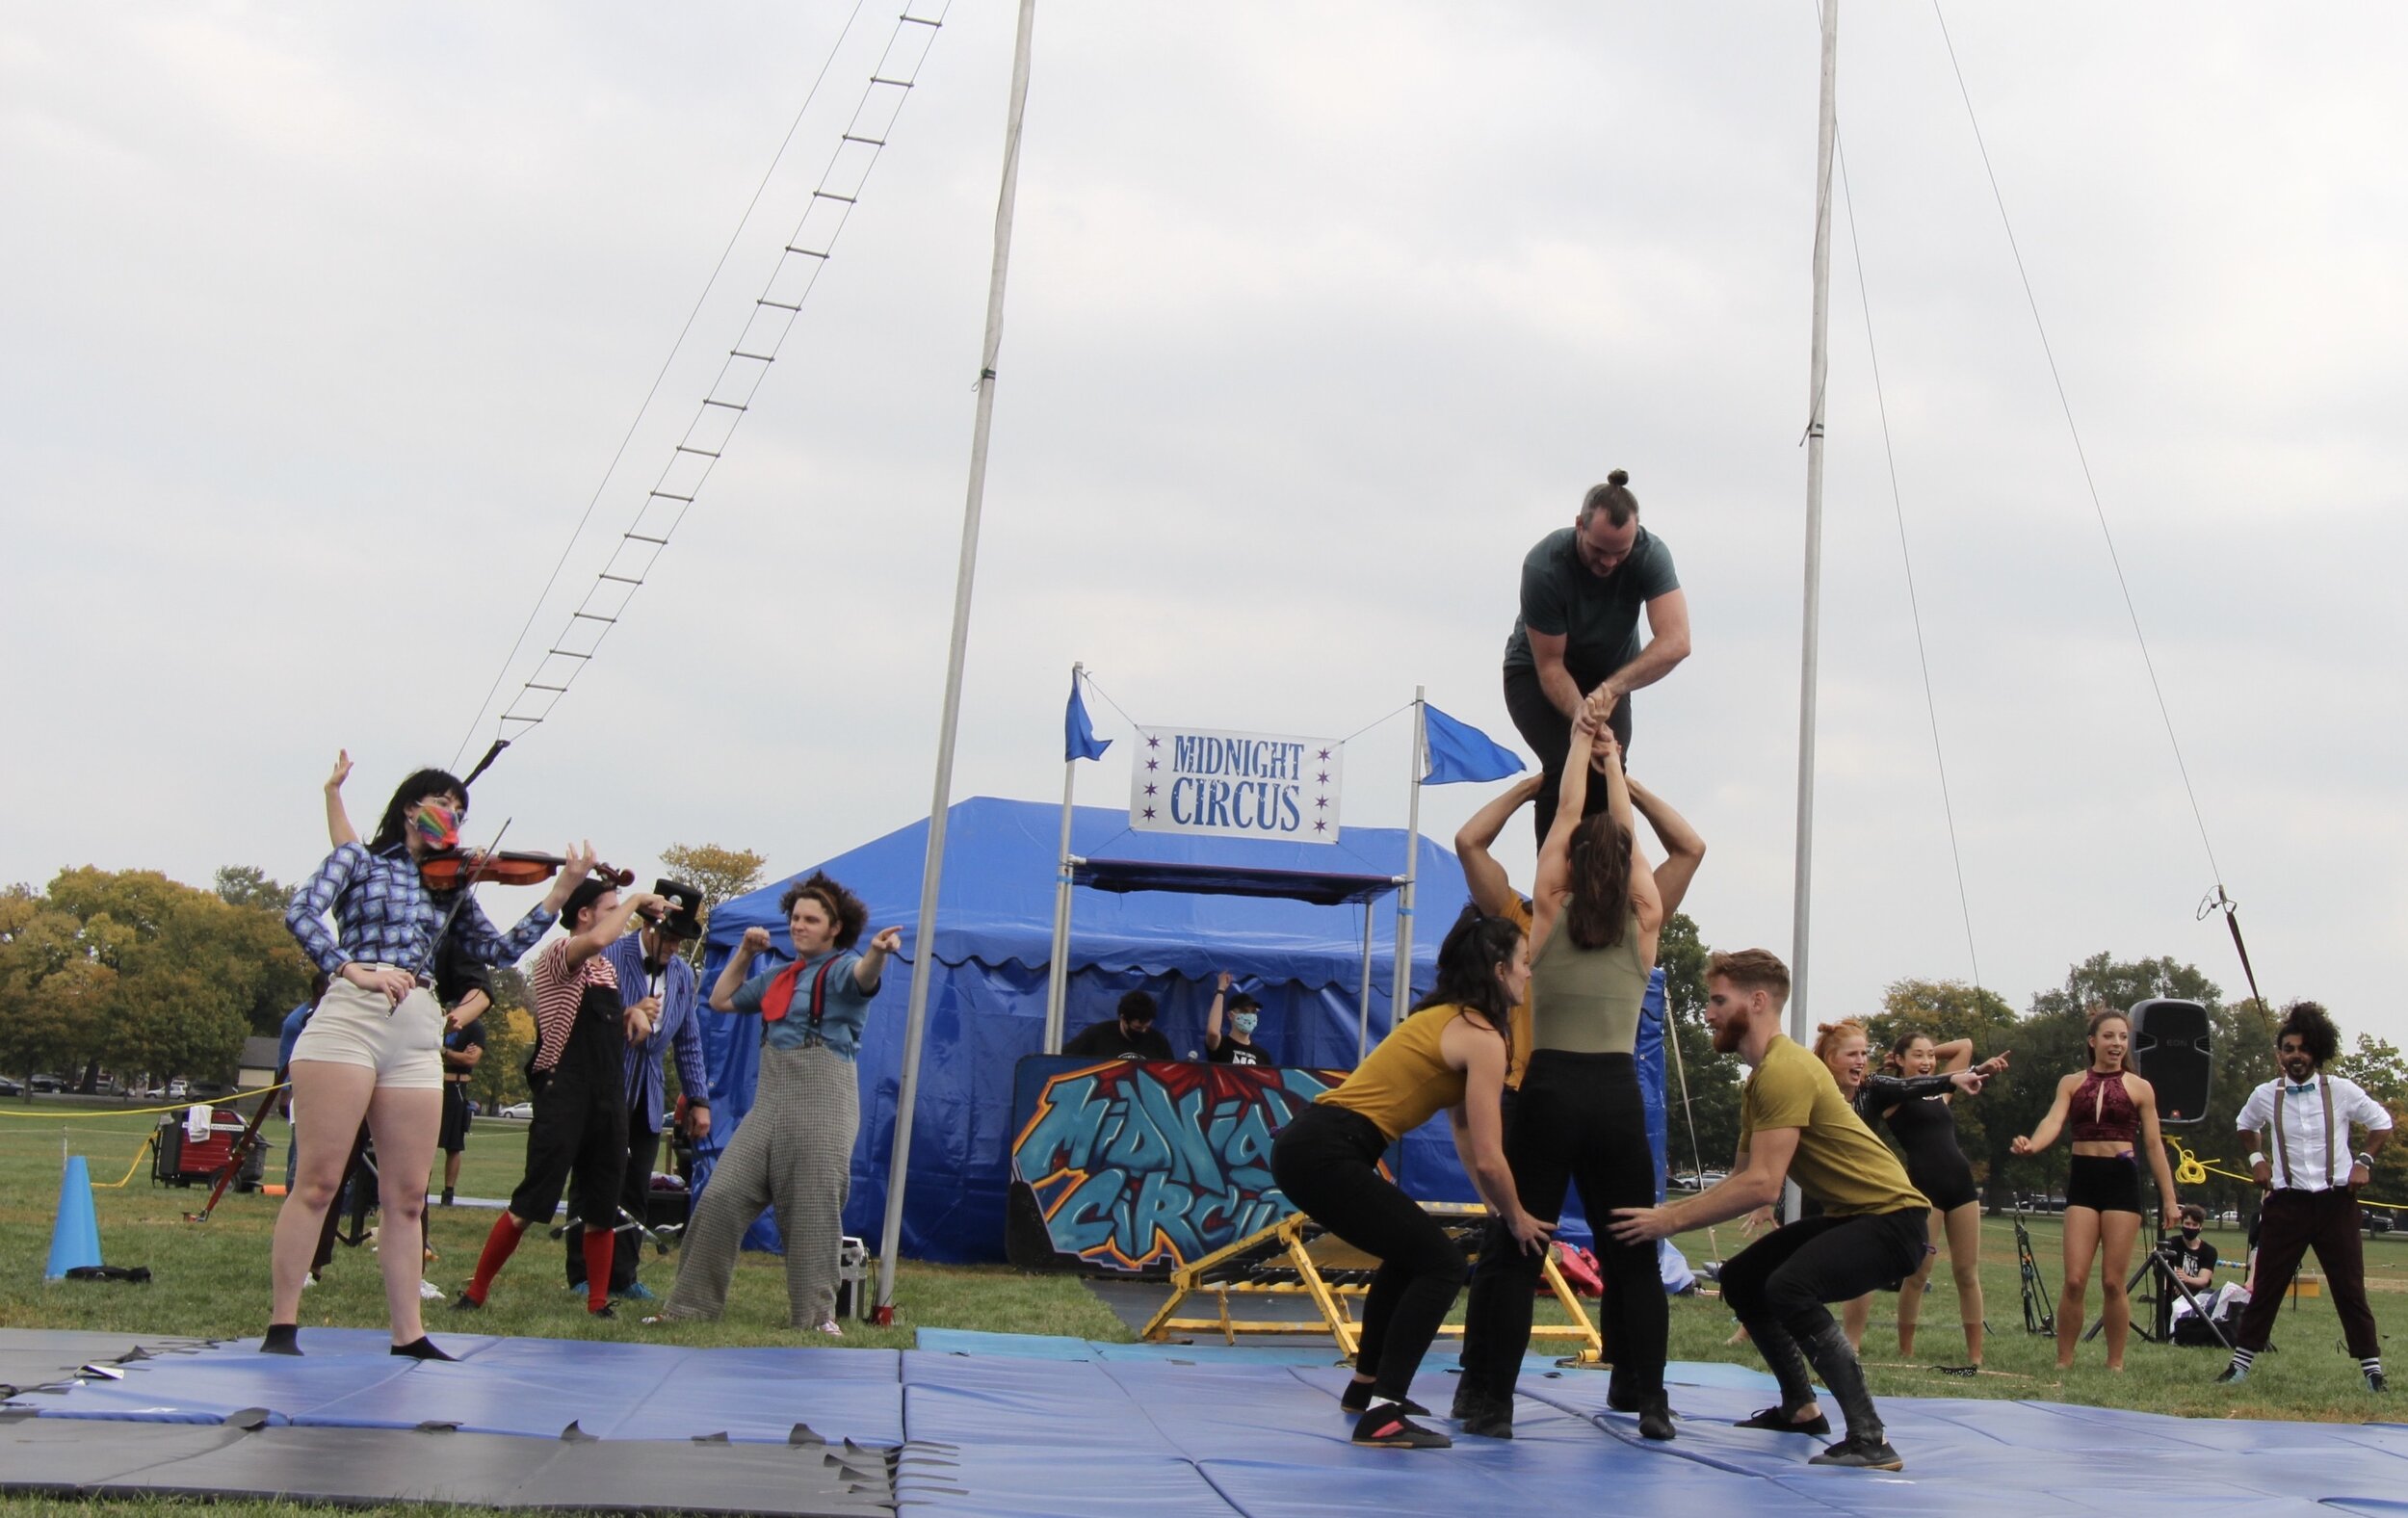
[
  {"left": 701, "top": 398, "right": 746, "bottom": 411},
  {"left": 599, "top": 572, "right": 642, "bottom": 586},
  {"left": 649, "top": 491, "right": 694, "bottom": 503},
  {"left": 570, "top": 612, "right": 615, "bottom": 623},
  {"left": 900, "top": 14, "right": 942, "bottom": 28},
  {"left": 784, "top": 246, "right": 828, "bottom": 260},
  {"left": 624, "top": 532, "right": 669, "bottom": 544},
  {"left": 812, "top": 191, "right": 857, "bottom": 205},
  {"left": 870, "top": 75, "right": 915, "bottom": 88},
  {"left": 842, "top": 134, "right": 886, "bottom": 147},
  {"left": 546, "top": 649, "right": 593, "bottom": 660},
  {"left": 730, "top": 351, "right": 775, "bottom": 363},
  {"left": 672, "top": 445, "right": 721, "bottom": 458},
  {"left": 756, "top": 298, "right": 803, "bottom": 311},
  {"left": 525, "top": 683, "right": 569, "bottom": 694}
]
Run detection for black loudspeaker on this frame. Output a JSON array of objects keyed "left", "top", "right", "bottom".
[{"left": 2131, "top": 998, "right": 2212, "bottom": 1124}]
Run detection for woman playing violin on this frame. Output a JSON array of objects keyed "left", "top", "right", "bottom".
[{"left": 269, "top": 762, "right": 595, "bottom": 1358}]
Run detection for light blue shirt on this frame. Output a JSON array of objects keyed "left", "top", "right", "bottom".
[{"left": 729, "top": 950, "right": 872, "bottom": 1061}]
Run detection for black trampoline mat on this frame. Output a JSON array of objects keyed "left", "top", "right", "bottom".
[{"left": 0, "top": 1418, "right": 897, "bottom": 1516}]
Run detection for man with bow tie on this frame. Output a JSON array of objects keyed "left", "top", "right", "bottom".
[{"left": 2217, "top": 1001, "right": 2394, "bottom": 1391}]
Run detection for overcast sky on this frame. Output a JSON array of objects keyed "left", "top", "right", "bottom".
[{"left": 6, "top": 4, "right": 2403, "bottom": 1048}]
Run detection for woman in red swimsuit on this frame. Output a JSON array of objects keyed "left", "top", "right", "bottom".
[{"left": 2013, "top": 1006, "right": 2182, "bottom": 1371}]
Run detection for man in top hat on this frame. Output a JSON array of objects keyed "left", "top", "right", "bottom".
[{"left": 567, "top": 879, "right": 715, "bottom": 1302}]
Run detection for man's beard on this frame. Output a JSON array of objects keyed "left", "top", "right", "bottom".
[
  {"left": 1711, "top": 1020, "right": 1743, "bottom": 1056},
  {"left": 2285, "top": 1059, "right": 2316, "bottom": 1082}
]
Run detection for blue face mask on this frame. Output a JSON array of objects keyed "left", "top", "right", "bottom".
[{"left": 1232, "top": 1011, "right": 1258, "bottom": 1036}]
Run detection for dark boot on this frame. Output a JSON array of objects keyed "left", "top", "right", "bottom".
[{"left": 1636, "top": 1393, "right": 1676, "bottom": 1442}]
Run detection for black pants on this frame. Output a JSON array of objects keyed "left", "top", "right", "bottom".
[
  {"left": 1721, "top": 1209, "right": 1924, "bottom": 1410},
  {"left": 1460, "top": 1052, "right": 1664, "bottom": 1400},
  {"left": 1503, "top": 667, "right": 1636, "bottom": 851},
  {"left": 1271, "top": 1104, "right": 1468, "bottom": 1402},
  {"left": 2233, "top": 1188, "right": 2378, "bottom": 1357},
  {"left": 511, "top": 1010, "right": 627, "bottom": 1231},
  {"left": 566, "top": 1107, "right": 661, "bottom": 1292}
]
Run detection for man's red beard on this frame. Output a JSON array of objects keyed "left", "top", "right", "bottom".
[{"left": 1711, "top": 1019, "right": 1743, "bottom": 1055}]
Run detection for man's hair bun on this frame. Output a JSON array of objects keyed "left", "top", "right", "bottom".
[{"left": 1607, "top": 468, "right": 1630, "bottom": 487}]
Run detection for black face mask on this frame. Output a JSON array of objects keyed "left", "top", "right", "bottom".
[{"left": 2181, "top": 1227, "right": 2202, "bottom": 1239}]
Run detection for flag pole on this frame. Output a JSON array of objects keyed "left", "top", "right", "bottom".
[
  {"left": 1044, "top": 662, "right": 1082, "bottom": 1053},
  {"left": 875, "top": 0, "right": 1038, "bottom": 1318},
  {"left": 1394, "top": 686, "right": 1425, "bottom": 1029}
]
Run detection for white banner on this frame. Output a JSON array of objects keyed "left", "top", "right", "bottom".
[{"left": 1129, "top": 726, "right": 1343, "bottom": 844}]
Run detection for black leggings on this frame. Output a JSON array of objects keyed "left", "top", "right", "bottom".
[
  {"left": 1270, "top": 1104, "right": 1468, "bottom": 1402},
  {"left": 1459, "top": 1052, "right": 1664, "bottom": 1400},
  {"left": 1720, "top": 1210, "right": 1924, "bottom": 1408},
  {"left": 1502, "top": 667, "right": 1636, "bottom": 851}
]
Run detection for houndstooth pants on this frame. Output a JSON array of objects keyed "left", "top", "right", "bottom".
[{"left": 663, "top": 1041, "right": 859, "bottom": 1327}]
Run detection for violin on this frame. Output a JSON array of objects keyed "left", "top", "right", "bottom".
[{"left": 419, "top": 850, "right": 636, "bottom": 892}]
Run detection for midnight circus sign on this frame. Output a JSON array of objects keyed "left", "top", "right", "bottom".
[
  {"left": 1129, "top": 725, "right": 1343, "bottom": 844},
  {"left": 1009, "top": 1059, "right": 1349, "bottom": 1271}
]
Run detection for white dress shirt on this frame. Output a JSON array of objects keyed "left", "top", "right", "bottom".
[{"left": 2236, "top": 1072, "right": 2392, "bottom": 1192}]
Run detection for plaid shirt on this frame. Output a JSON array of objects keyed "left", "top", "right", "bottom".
[{"left": 285, "top": 841, "right": 555, "bottom": 980}]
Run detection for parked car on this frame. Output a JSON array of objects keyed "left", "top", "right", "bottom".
[
  {"left": 2367, "top": 1210, "right": 2395, "bottom": 1237},
  {"left": 0, "top": 1078, "right": 22, "bottom": 1097},
  {"left": 29, "top": 1075, "right": 63, "bottom": 1094},
  {"left": 498, "top": 1102, "right": 535, "bottom": 1121},
  {"left": 165, "top": 1079, "right": 188, "bottom": 1099}
]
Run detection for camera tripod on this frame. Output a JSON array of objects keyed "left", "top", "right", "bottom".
[
  {"left": 2014, "top": 1207, "right": 2055, "bottom": 1335},
  {"left": 2081, "top": 1236, "right": 2233, "bottom": 1350}
]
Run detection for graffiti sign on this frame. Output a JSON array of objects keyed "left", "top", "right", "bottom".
[{"left": 1008, "top": 1056, "right": 1362, "bottom": 1271}]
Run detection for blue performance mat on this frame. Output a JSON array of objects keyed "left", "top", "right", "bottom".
[{"left": 12, "top": 1327, "right": 2408, "bottom": 1515}]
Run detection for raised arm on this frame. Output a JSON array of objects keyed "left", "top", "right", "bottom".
[
  {"left": 2013, "top": 1072, "right": 2081, "bottom": 1157},
  {"left": 1531, "top": 714, "right": 1597, "bottom": 955},
  {"left": 1932, "top": 1037, "right": 1976, "bottom": 1075},
  {"left": 711, "top": 927, "right": 772, "bottom": 1012},
  {"left": 324, "top": 750, "right": 358, "bottom": 849},
  {"left": 1590, "top": 588, "right": 1692, "bottom": 725},
  {"left": 1204, "top": 970, "right": 1230, "bottom": 1051},
  {"left": 1625, "top": 773, "right": 1703, "bottom": 918},
  {"left": 1454, "top": 773, "right": 1544, "bottom": 917}
]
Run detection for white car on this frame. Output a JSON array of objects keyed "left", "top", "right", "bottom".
[{"left": 497, "top": 1102, "right": 535, "bottom": 1120}]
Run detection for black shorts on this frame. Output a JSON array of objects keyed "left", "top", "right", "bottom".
[
  {"left": 439, "top": 1083, "right": 473, "bottom": 1154},
  {"left": 1908, "top": 1153, "right": 1979, "bottom": 1214},
  {"left": 2065, "top": 1153, "right": 2143, "bottom": 1216}
]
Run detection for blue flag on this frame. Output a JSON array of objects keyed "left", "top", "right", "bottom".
[
  {"left": 1422, "top": 703, "right": 1524, "bottom": 785},
  {"left": 1065, "top": 676, "right": 1111, "bottom": 763}
]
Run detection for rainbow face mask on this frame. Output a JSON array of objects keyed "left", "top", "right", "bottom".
[{"left": 411, "top": 802, "right": 460, "bottom": 851}]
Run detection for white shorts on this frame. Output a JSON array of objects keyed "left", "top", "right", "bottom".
[{"left": 290, "top": 973, "right": 444, "bottom": 1088}]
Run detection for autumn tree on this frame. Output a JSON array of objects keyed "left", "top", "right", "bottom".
[
  {"left": 658, "top": 842, "right": 768, "bottom": 964},
  {"left": 0, "top": 886, "right": 115, "bottom": 1097}
]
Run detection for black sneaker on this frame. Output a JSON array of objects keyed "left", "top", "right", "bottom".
[
  {"left": 450, "top": 1294, "right": 484, "bottom": 1312},
  {"left": 589, "top": 1302, "right": 616, "bottom": 1320},
  {"left": 1736, "top": 1404, "right": 1830, "bottom": 1437},
  {"left": 1809, "top": 1435, "right": 1903, "bottom": 1471},
  {"left": 1457, "top": 1396, "right": 1514, "bottom": 1440},
  {"left": 1353, "top": 1406, "right": 1452, "bottom": 1449},
  {"left": 1637, "top": 1395, "right": 1676, "bottom": 1442},
  {"left": 1448, "top": 1379, "right": 1484, "bottom": 1421},
  {"left": 2213, "top": 1365, "right": 2246, "bottom": 1385},
  {"left": 2370, "top": 1371, "right": 2389, "bottom": 1394},
  {"left": 1339, "top": 1381, "right": 1426, "bottom": 1417}
]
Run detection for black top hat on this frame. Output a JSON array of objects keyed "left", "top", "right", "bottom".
[{"left": 651, "top": 879, "right": 706, "bottom": 942}]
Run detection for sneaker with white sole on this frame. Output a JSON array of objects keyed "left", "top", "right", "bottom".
[
  {"left": 418, "top": 1279, "right": 446, "bottom": 1301},
  {"left": 813, "top": 1320, "right": 845, "bottom": 1337}
]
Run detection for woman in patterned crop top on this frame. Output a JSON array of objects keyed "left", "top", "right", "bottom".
[{"left": 2013, "top": 1006, "right": 2183, "bottom": 1371}]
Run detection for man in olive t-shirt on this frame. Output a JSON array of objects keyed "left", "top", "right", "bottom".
[
  {"left": 1610, "top": 949, "right": 1947, "bottom": 1474},
  {"left": 1501, "top": 473, "right": 1690, "bottom": 848}
]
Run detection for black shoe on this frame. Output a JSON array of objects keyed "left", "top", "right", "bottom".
[
  {"left": 1637, "top": 1395, "right": 1676, "bottom": 1442},
  {"left": 440, "top": 1189, "right": 455, "bottom": 1207},
  {"left": 1449, "top": 1379, "right": 1484, "bottom": 1421},
  {"left": 1339, "top": 1381, "right": 1426, "bottom": 1417},
  {"left": 1736, "top": 1404, "right": 1830, "bottom": 1437},
  {"left": 2371, "top": 1371, "right": 2389, "bottom": 1394},
  {"left": 589, "top": 1302, "right": 616, "bottom": 1320},
  {"left": 2213, "top": 1365, "right": 2246, "bottom": 1385},
  {"left": 450, "top": 1294, "right": 483, "bottom": 1312},
  {"left": 1606, "top": 1374, "right": 1636, "bottom": 1413},
  {"left": 1352, "top": 1405, "right": 1452, "bottom": 1449},
  {"left": 1458, "top": 1396, "right": 1514, "bottom": 1440},
  {"left": 1810, "top": 1434, "right": 1903, "bottom": 1471}
]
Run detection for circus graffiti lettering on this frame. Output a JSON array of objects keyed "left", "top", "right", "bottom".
[{"left": 1009, "top": 1058, "right": 1352, "bottom": 1270}]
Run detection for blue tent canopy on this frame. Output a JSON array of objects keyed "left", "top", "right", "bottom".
[{"left": 693, "top": 796, "right": 1475, "bottom": 1262}]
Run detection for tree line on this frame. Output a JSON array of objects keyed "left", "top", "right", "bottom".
[
  {"left": 0, "top": 845, "right": 769, "bottom": 1108},
  {"left": 1654, "top": 923, "right": 2408, "bottom": 1216}
]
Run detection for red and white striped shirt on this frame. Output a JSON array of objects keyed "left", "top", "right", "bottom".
[{"left": 530, "top": 937, "right": 619, "bottom": 1073}]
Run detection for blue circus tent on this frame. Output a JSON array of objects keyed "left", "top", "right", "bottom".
[{"left": 693, "top": 796, "right": 1478, "bottom": 1263}]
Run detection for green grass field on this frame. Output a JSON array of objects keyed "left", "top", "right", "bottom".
[{"left": 6, "top": 1096, "right": 2405, "bottom": 1514}]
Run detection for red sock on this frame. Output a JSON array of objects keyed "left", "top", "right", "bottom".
[
  {"left": 582, "top": 1227, "right": 615, "bottom": 1312},
  {"left": 466, "top": 1215, "right": 524, "bottom": 1304}
]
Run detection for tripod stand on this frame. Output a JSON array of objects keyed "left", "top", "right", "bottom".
[
  {"left": 2081, "top": 1239, "right": 2233, "bottom": 1350},
  {"left": 2015, "top": 1208, "right": 2055, "bottom": 1335}
]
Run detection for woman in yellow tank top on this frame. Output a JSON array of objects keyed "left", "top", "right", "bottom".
[{"left": 1269, "top": 907, "right": 1554, "bottom": 1450}]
